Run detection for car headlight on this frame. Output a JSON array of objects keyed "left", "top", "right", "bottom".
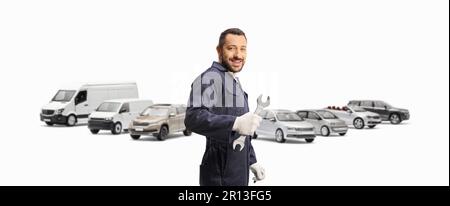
[
  {"left": 56, "top": 108, "right": 64, "bottom": 114},
  {"left": 105, "top": 117, "right": 113, "bottom": 121},
  {"left": 330, "top": 122, "right": 336, "bottom": 126},
  {"left": 287, "top": 127, "right": 296, "bottom": 131}
]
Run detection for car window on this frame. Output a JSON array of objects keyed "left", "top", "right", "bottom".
[
  {"left": 52, "top": 90, "right": 76, "bottom": 102},
  {"left": 348, "top": 101, "right": 360, "bottom": 106},
  {"left": 307, "top": 112, "right": 320, "bottom": 120},
  {"left": 297, "top": 111, "right": 307, "bottom": 118},
  {"left": 96, "top": 102, "right": 121, "bottom": 112},
  {"left": 317, "top": 110, "right": 338, "bottom": 119},
  {"left": 75, "top": 90, "right": 87, "bottom": 105},
  {"left": 276, "top": 112, "right": 303, "bottom": 121},
  {"left": 141, "top": 107, "right": 168, "bottom": 116},
  {"left": 120, "top": 103, "right": 130, "bottom": 113},
  {"left": 374, "top": 101, "right": 385, "bottom": 108},
  {"left": 361, "top": 101, "right": 373, "bottom": 107}
]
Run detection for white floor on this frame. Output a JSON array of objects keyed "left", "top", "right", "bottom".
[
  {"left": 0, "top": 119, "right": 447, "bottom": 186},
  {"left": 0, "top": 0, "right": 448, "bottom": 186}
]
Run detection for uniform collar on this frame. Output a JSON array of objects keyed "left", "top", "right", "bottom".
[
  {"left": 212, "top": 61, "right": 240, "bottom": 80},
  {"left": 212, "top": 61, "right": 243, "bottom": 89},
  {"left": 212, "top": 61, "right": 228, "bottom": 72}
]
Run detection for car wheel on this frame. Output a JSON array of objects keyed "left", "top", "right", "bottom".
[
  {"left": 157, "top": 125, "right": 169, "bottom": 141},
  {"left": 183, "top": 129, "right": 192, "bottom": 136},
  {"left": 111, "top": 122, "right": 122, "bottom": 135},
  {"left": 45, "top": 122, "right": 54, "bottom": 126},
  {"left": 305, "top": 138, "right": 314, "bottom": 143},
  {"left": 90, "top": 129, "right": 99, "bottom": 134},
  {"left": 66, "top": 115, "right": 77, "bottom": 126},
  {"left": 275, "top": 129, "right": 285, "bottom": 143},
  {"left": 320, "top": 126, "right": 330, "bottom": 136},
  {"left": 130, "top": 134, "right": 141, "bottom": 140},
  {"left": 353, "top": 118, "right": 365, "bottom": 129},
  {"left": 368, "top": 125, "right": 376, "bottom": 128},
  {"left": 339, "top": 133, "right": 346, "bottom": 136},
  {"left": 389, "top": 113, "right": 401, "bottom": 124}
]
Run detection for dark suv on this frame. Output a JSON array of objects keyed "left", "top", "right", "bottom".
[{"left": 347, "top": 100, "right": 409, "bottom": 124}]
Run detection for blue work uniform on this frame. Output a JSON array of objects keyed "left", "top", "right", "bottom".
[{"left": 185, "top": 61, "right": 257, "bottom": 186}]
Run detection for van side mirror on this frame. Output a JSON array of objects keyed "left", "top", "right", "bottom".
[
  {"left": 347, "top": 110, "right": 352, "bottom": 113},
  {"left": 169, "top": 113, "right": 176, "bottom": 118},
  {"left": 270, "top": 118, "right": 276, "bottom": 122},
  {"left": 120, "top": 109, "right": 127, "bottom": 113}
]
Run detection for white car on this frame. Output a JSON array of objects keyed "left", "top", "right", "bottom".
[
  {"left": 88, "top": 99, "right": 153, "bottom": 134},
  {"left": 255, "top": 109, "right": 316, "bottom": 143},
  {"left": 326, "top": 106, "right": 381, "bottom": 129}
]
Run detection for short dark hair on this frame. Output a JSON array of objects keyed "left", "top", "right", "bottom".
[{"left": 217, "top": 28, "right": 247, "bottom": 49}]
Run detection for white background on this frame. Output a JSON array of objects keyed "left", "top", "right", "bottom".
[{"left": 0, "top": 0, "right": 448, "bottom": 185}]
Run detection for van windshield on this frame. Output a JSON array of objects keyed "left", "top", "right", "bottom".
[
  {"left": 96, "top": 102, "right": 121, "bottom": 112},
  {"left": 141, "top": 107, "right": 169, "bottom": 116},
  {"left": 52, "top": 90, "right": 76, "bottom": 102},
  {"left": 276, "top": 112, "right": 303, "bottom": 121}
]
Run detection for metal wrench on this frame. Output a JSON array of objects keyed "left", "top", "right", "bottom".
[{"left": 233, "top": 94, "right": 270, "bottom": 151}]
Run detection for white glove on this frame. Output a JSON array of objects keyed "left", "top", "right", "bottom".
[
  {"left": 250, "top": 163, "right": 265, "bottom": 182},
  {"left": 232, "top": 112, "right": 262, "bottom": 136}
]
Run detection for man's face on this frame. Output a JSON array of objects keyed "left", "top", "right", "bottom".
[{"left": 218, "top": 34, "right": 247, "bottom": 73}]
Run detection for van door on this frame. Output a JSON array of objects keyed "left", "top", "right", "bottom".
[
  {"left": 74, "top": 90, "right": 90, "bottom": 118},
  {"left": 128, "top": 102, "right": 139, "bottom": 122},
  {"left": 118, "top": 103, "right": 131, "bottom": 128}
]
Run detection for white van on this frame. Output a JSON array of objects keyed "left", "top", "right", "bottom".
[
  {"left": 40, "top": 82, "right": 139, "bottom": 126},
  {"left": 88, "top": 99, "right": 153, "bottom": 134}
]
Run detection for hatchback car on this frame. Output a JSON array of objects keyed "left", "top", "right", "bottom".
[
  {"left": 297, "top": 109, "right": 348, "bottom": 136},
  {"left": 326, "top": 106, "right": 381, "bottom": 129}
]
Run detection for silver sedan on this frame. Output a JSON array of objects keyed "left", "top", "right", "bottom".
[{"left": 255, "top": 109, "right": 316, "bottom": 143}]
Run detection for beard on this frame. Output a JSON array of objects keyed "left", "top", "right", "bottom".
[{"left": 219, "top": 53, "right": 244, "bottom": 73}]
